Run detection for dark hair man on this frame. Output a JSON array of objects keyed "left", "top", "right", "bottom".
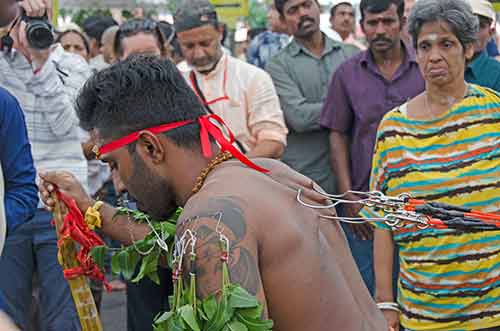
[
  {"left": 39, "top": 55, "right": 388, "bottom": 331},
  {"left": 174, "top": 0, "right": 288, "bottom": 159},
  {"left": 320, "top": 0, "right": 424, "bottom": 295},
  {"left": 329, "top": 0, "right": 366, "bottom": 49},
  {"left": 465, "top": 0, "right": 500, "bottom": 92},
  {"left": 266, "top": 0, "right": 358, "bottom": 196}
]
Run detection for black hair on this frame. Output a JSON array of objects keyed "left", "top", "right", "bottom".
[
  {"left": 76, "top": 55, "right": 206, "bottom": 149},
  {"left": 274, "top": 0, "right": 320, "bottom": 16},
  {"left": 113, "top": 18, "right": 166, "bottom": 58},
  {"left": 82, "top": 16, "right": 118, "bottom": 46},
  {"left": 360, "top": 0, "right": 404, "bottom": 23},
  {"left": 330, "top": 2, "right": 352, "bottom": 17},
  {"left": 56, "top": 29, "right": 90, "bottom": 54}
]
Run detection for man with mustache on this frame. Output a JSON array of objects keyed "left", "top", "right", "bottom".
[
  {"left": 329, "top": 0, "right": 366, "bottom": 50},
  {"left": 320, "top": 0, "right": 424, "bottom": 295},
  {"left": 174, "top": 0, "right": 288, "bottom": 160},
  {"left": 266, "top": 0, "right": 358, "bottom": 199}
]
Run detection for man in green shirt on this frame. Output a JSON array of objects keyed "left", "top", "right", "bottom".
[
  {"left": 465, "top": 0, "right": 500, "bottom": 91},
  {"left": 266, "top": 0, "right": 358, "bottom": 194}
]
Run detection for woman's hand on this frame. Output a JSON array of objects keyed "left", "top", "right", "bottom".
[{"left": 382, "top": 310, "right": 400, "bottom": 331}]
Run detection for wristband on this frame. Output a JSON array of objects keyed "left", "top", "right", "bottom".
[
  {"left": 85, "top": 201, "right": 104, "bottom": 230},
  {"left": 377, "top": 302, "right": 400, "bottom": 313}
]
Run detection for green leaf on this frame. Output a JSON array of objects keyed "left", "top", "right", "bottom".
[
  {"left": 227, "top": 320, "right": 248, "bottom": 331},
  {"left": 132, "top": 248, "right": 159, "bottom": 283},
  {"left": 235, "top": 312, "right": 274, "bottom": 331},
  {"left": 154, "top": 311, "right": 174, "bottom": 324},
  {"left": 203, "top": 295, "right": 217, "bottom": 320},
  {"left": 90, "top": 245, "right": 108, "bottom": 271},
  {"left": 179, "top": 305, "right": 200, "bottom": 331},
  {"left": 111, "top": 249, "right": 141, "bottom": 280},
  {"left": 237, "top": 306, "right": 263, "bottom": 320},
  {"left": 229, "top": 286, "right": 259, "bottom": 308}
]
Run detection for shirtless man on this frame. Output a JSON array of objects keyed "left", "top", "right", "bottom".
[{"left": 39, "top": 56, "right": 386, "bottom": 331}]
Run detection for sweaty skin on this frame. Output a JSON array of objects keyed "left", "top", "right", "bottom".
[{"left": 177, "top": 158, "right": 387, "bottom": 331}]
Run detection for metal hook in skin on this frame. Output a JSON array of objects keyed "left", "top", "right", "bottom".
[{"left": 296, "top": 189, "right": 340, "bottom": 209}]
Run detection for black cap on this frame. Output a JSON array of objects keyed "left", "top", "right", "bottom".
[{"left": 174, "top": 0, "right": 218, "bottom": 33}]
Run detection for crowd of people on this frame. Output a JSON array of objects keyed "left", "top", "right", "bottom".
[{"left": 1, "top": 0, "right": 500, "bottom": 330}]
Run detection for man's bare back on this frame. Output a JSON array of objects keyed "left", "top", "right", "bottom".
[{"left": 177, "top": 158, "right": 387, "bottom": 331}]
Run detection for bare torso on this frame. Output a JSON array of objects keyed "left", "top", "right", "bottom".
[{"left": 178, "top": 158, "right": 387, "bottom": 331}]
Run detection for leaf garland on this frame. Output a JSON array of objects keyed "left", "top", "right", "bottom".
[{"left": 89, "top": 207, "right": 273, "bottom": 331}]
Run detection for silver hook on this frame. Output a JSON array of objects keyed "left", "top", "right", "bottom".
[{"left": 296, "top": 189, "right": 339, "bottom": 209}]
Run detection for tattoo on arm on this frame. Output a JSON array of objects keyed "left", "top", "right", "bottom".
[{"left": 177, "top": 197, "right": 263, "bottom": 298}]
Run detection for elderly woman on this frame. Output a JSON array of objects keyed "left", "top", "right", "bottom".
[{"left": 368, "top": 0, "right": 500, "bottom": 330}]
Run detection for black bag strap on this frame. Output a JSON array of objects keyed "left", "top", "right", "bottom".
[{"left": 189, "top": 71, "right": 247, "bottom": 154}]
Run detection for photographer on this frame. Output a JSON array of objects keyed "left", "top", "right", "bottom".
[{"left": 0, "top": 0, "right": 90, "bottom": 330}]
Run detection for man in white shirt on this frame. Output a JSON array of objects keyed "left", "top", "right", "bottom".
[{"left": 174, "top": 0, "right": 288, "bottom": 158}]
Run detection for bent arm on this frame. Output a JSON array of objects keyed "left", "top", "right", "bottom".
[{"left": 246, "top": 140, "right": 284, "bottom": 159}]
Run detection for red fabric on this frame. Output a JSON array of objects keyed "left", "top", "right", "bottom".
[
  {"left": 98, "top": 114, "right": 269, "bottom": 173},
  {"left": 55, "top": 191, "right": 111, "bottom": 292}
]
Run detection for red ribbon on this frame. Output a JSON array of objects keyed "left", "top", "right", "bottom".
[
  {"left": 54, "top": 191, "right": 111, "bottom": 292},
  {"left": 98, "top": 114, "right": 269, "bottom": 173}
]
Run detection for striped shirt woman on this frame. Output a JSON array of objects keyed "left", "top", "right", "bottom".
[{"left": 367, "top": 84, "right": 500, "bottom": 330}]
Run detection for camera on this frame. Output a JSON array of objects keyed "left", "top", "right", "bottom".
[{"left": 17, "top": 1, "right": 54, "bottom": 49}]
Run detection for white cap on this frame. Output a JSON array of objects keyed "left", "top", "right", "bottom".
[{"left": 469, "top": 0, "right": 496, "bottom": 21}]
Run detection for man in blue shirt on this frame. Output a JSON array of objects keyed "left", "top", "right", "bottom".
[
  {"left": 465, "top": 0, "right": 500, "bottom": 91},
  {"left": 0, "top": 87, "right": 38, "bottom": 330}
]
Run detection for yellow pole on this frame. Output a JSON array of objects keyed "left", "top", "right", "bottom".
[
  {"left": 52, "top": 0, "right": 59, "bottom": 28},
  {"left": 53, "top": 194, "right": 103, "bottom": 331}
]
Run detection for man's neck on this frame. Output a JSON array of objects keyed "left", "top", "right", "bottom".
[
  {"left": 196, "top": 52, "right": 223, "bottom": 75},
  {"left": 172, "top": 148, "right": 214, "bottom": 206},
  {"left": 371, "top": 40, "right": 404, "bottom": 65},
  {"left": 338, "top": 31, "right": 350, "bottom": 41},
  {"left": 295, "top": 31, "right": 324, "bottom": 57}
]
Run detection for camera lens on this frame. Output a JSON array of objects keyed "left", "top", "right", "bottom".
[{"left": 26, "top": 21, "right": 54, "bottom": 49}]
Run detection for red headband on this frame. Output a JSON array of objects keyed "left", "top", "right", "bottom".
[{"left": 94, "top": 114, "right": 269, "bottom": 173}]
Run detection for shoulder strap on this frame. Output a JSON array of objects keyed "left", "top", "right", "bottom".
[{"left": 189, "top": 71, "right": 247, "bottom": 154}]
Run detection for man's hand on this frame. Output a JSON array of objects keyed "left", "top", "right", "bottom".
[
  {"left": 13, "top": 0, "right": 52, "bottom": 67},
  {"left": 39, "top": 171, "right": 93, "bottom": 213},
  {"left": 343, "top": 192, "right": 373, "bottom": 240},
  {"left": 382, "top": 310, "right": 399, "bottom": 331}
]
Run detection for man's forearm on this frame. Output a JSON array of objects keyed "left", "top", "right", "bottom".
[
  {"left": 92, "top": 202, "right": 151, "bottom": 246},
  {"left": 329, "top": 131, "right": 352, "bottom": 193},
  {"left": 246, "top": 140, "right": 285, "bottom": 159},
  {"left": 374, "top": 229, "right": 395, "bottom": 302}
]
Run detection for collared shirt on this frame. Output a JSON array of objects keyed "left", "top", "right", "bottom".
[
  {"left": 0, "top": 44, "right": 90, "bottom": 203},
  {"left": 266, "top": 35, "right": 359, "bottom": 193},
  {"left": 465, "top": 51, "right": 500, "bottom": 92},
  {"left": 320, "top": 43, "right": 424, "bottom": 192},
  {"left": 181, "top": 53, "right": 288, "bottom": 151},
  {"left": 0, "top": 87, "right": 38, "bottom": 232},
  {"left": 247, "top": 31, "right": 290, "bottom": 69}
]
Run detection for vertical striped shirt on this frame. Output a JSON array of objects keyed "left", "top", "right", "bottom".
[{"left": 367, "top": 84, "right": 500, "bottom": 330}]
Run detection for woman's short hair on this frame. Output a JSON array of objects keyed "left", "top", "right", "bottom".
[{"left": 408, "top": 0, "right": 479, "bottom": 50}]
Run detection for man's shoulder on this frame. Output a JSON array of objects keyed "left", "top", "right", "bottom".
[
  {"left": 230, "top": 55, "right": 271, "bottom": 80},
  {"left": 0, "top": 87, "right": 23, "bottom": 123},
  {"left": 334, "top": 49, "right": 365, "bottom": 74}
]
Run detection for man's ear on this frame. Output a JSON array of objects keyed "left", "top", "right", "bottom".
[{"left": 135, "top": 131, "right": 166, "bottom": 164}]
